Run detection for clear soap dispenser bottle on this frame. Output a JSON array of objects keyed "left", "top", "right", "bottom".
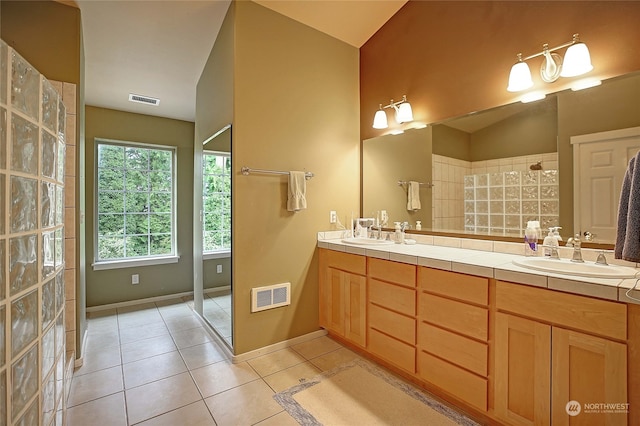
[
  {"left": 543, "top": 227, "right": 559, "bottom": 257},
  {"left": 524, "top": 221, "right": 539, "bottom": 256}
]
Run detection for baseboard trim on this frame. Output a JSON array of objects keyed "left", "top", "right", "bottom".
[
  {"left": 231, "top": 329, "right": 328, "bottom": 364},
  {"left": 85, "top": 286, "right": 230, "bottom": 312}
]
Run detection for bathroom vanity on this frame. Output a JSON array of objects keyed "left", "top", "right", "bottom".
[{"left": 318, "top": 237, "right": 639, "bottom": 425}]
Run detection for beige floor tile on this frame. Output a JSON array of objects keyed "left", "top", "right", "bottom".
[
  {"left": 291, "top": 336, "right": 342, "bottom": 360},
  {"left": 154, "top": 298, "right": 188, "bottom": 309},
  {"left": 121, "top": 334, "right": 177, "bottom": 364},
  {"left": 191, "top": 360, "right": 259, "bottom": 398},
  {"left": 136, "top": 400, "right": 216, "bottom": 426},
  {"left": 309, "top": 347, "right": 361, "bottom": 372},
  {"left": 74, "top": 345, "right": 121, "bottom": 376},
  {"left": 157, "top": 303, "right": 194, "bottom": 320},
  {"left": 204, "top": 380, "right": 282, "bottom": 426},
  {"left": 119, "top": 322, "right": 169, "bottom": 345},
  {"left": 179, "top": 342, "right": 227, "bottom": 370},
  {"left": 125, "top": 372, "right": 201, "bottom": 425},
  {"left": 84, "top": 329, "right": 120, "bottom": 352},
  {"left": 262, "top": 361, "right": 321, "bottom": 393},
  {"left": 67, "top": 366, "right": 124, "bottom": 407},
  {"left": 86, "top": 314, "right": 119, "bottom": 333},
  {"left": 164, "top": 314, "right": 203, "bottom": 333},
  {"left": 247, "top": 348, "right": 306, "bottom": 377},
  {"left": 171, "top": 326, "right": 213, "bottom": 349},
  {"left": 254, "top": 410, "right": 300, "bottom": 426},
  {"left": 123, "top": 351, "right": 187, "bottom": 389},
  {"left": 118, "top": 311, "right": 164, "bottom": 330},
  {"left": 66, "top": 392, "right": 127, "bottom": 426},
  {"left": 117, "top": 302, "right": 158, "bottom": 314}
]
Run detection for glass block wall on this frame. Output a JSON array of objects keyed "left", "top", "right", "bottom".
[
  {"left": 463, "top": 169, "right": 560, "bottom": 235},
  {"left": 1, "top": 39, "right": 67, "bottom": 425}
]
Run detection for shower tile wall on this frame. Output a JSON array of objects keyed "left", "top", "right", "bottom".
[
  {"left": 1, "top": 40, "right": 68, "bottom": 425},
  {"left": 432, "top": 153, "right": 559, "bottom": 233}
]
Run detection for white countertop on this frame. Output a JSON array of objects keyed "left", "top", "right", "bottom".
[{"left": 317, "top": 237, "right": 640, "bottom": 305}]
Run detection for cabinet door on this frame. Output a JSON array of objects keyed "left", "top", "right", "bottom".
[
  {"left": 321, "top": 267, "right": 345, "bottom": 336},
  {"left": 344, "top": 272, "right": 367, "bottom": 347},
  {"left": 495, "top": 312, "right": 551, "bottom": 426},
  {"left": 552, "top": 328, "right": 627, "bottom": 426}
]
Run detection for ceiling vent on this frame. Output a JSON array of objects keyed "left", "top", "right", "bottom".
[{"left": 128, "top": 93, "right": 160, "bottom": 106}]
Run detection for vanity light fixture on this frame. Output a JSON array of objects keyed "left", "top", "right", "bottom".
[
  {"left": 507, "top": 34, "right": 593, "bottom": 92},
  {"left": 371, "top": 95, "right": 413, "bottom": 129}
]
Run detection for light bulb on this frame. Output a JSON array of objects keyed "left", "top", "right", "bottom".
[
  {"left": 508, "top": 61, "right": 534, "bottom": 92},
  {"left": 372, "top": 109, "right": 388, "bottom": 129}
]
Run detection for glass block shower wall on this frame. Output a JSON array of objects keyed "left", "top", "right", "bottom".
[
  {"left": 464, "top": 170, "right": 560, "bottom": 235},
  {"left": 1, "top": 40, "right": 67, "bottom": 425}
]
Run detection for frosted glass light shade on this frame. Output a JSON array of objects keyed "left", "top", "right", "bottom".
[
  {"left": 396, "top": 102, "right": 413, "bottom": 123},
  {"left": 372, "top": 109, "right": 388, "bottom": 129},
  {"left": 507, "top": 61, "right": 534, "bottom": 92},
  {"left": 560, "top": 42, "right": 593, "bottom": 77}
]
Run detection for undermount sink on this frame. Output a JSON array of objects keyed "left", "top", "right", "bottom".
[
  {"left": 341, "top": 237, "right": 395, "bottom": 246},
  {"left": 512, "top": 257, "right": 639, "bottom": 279}
]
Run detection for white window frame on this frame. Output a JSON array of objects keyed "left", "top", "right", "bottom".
[
  {"left": 92, "top": 138, "right": 179, "bottom": 270},
  {"left": 202, "top": 150, "right": 231, "bottom": 258}
]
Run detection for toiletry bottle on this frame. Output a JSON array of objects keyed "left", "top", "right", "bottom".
[
  {"left": 416, "top": 221, "right": 422, "bottom": 231},
  {"left": 394, "top": 222, "right": 402, "bottom": 243},
  {"left": 524, "top": 221, "right": 539, "bottom": 256},
  {"left": 543, "top": 227, "right": 559, "bottom": 256}
]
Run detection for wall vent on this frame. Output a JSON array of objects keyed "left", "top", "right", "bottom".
[
  {"left": 128, "top": 93, "right": 160, "bottom": 106},
  {"left": 251, "top": 282, "right": 291, "bottom": 312}
]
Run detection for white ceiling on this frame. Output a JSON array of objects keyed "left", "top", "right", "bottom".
[{"left": 77, "top": 0, "right": 407, "bottom": 122}]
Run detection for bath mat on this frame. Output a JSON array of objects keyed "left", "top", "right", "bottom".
[{"left": 273, "top": 358, "right": 479, "bottom": 426}]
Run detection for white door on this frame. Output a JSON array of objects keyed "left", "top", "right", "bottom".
[{"left": 572, "top": 127, "right": 640, "bottom": 244}]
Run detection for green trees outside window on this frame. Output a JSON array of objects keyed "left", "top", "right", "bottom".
[
  {"left": 203, "top": 152, "right": 231, "bottom": 252},
  {"left": 96, "top": 141, "right": 175, "bottom": 261}
]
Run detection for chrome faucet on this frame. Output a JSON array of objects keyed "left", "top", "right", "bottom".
[
  {"left": 371, "top": 225, "right": 384, "bottom": 240},
  {"left": 565, "top": 234, "right": 584, "bottom": 263}
]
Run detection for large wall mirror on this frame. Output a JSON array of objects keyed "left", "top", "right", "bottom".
[
  {"left": 363, "top": 71, "right": 640, "bottom": 245},
  {"left": 195, "top": 125, "right": 232, "bottom": 348}
]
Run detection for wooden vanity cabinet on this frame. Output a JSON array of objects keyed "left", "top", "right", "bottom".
[
  {"left": 318, "top": 249, "right": 367, "bottom": 347},
  {"left": 417, "top": 267, "right": 490, "bottom": 411},
  {"left": 495, "top": 281, "right": 628, "bottom": 426},
  {"left": 367, "top": 258, "right": 417, "bottom": 373}
]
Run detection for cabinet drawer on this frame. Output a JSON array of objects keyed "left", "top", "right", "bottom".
[
  {"left": 369, "top": 303, "right": 416, "bottom": 345},
  {"left": 369, "top": 258, "right": 416, "bottom": 288},
  {"left": 418, "top": 267, "right": 488, "bottom": 306},
  {"left": 418, "top": 323, "right": 488, "bottom": 377},
  {"left": 369, "top": 328, "right": 416, "bottom": 373},
  {"left": 369, "top": 278, "right": 416, "bottom": 316},
  {"left": 418, "top": 351, "right": 487, "bottom": 411},
  {"left": 419, "top": 293, "right": 488, "bottom": 341},
  {"left": 496, "top": 281, "right": 627, "bottom": 340},
  {"left": 325, "top": 249, "right": 366, "bottom": 275}
]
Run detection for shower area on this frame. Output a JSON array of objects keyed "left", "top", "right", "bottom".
[{"left": 1, "top": 39, "right": 76, "bottom": 425}]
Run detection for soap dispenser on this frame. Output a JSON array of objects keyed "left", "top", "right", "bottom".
[
  {"left": 543, "top": 228, "right": 559, "bottom": 257},
  {"left": 394, "top": 222, "right": 402, "bottom": 243}
]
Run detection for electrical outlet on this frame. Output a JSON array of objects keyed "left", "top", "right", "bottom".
[
  {"left": 381, "top": 210, "right": 388, "bottom": 223},
  {"left": 329, "top": 210, "right": 337, "bottom": 224},
  {"left": 131, "top": 274, "right": 139, "bottom": 285},
  {"left": 216, "top": 265, "right": 223, "bottom": 274}
]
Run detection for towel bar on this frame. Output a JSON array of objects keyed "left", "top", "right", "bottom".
[
  {"left": 241, "top": 167, "right": 314, "bottom": 180},
  {"left": 397, "top": 180, "right": 434, "bottom": 188}
]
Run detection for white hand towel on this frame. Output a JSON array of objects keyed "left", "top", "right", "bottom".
[
  {"left": 615, "top": 151, "right": 640, "bottom": 262},
  {"left": 407, "top": 181, "right": 421, "bottom": 211},
  {"left": 287, "top": 171, "right": 307, "bottom": 212}
]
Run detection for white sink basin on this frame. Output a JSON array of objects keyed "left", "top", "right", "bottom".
[
  {"left": 341, "top": 238, "right": 395, "bottom": 246},
  {"left": 512, "top": 257, "right": 639, "bottom": 279}
]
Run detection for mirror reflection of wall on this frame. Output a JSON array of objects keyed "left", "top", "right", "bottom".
[{"left": 201, "top": 126, "right": 232, "bottom": 347}]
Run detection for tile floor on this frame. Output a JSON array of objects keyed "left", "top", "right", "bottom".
[
  {"left": 202, "top": 290, "right": 232, "bottom": 347},
  {"left": 67, "top": 297, "right": 361, "bottom": 425}
]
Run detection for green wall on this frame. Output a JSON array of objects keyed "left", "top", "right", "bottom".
[
  {"left": 432, "top": 124, "right": 470, "bottom": 161},
  {"left": 85, "top": 106, "right": 195, "bottom": 306}
]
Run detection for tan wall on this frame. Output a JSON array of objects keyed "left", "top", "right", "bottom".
[
  {"left": 363, "top": 127, "right": 432, "bottom": 226},
  {"left": 469, "top": 98, "right": 558, "bottom": 161},
  {"left": 84, "top": 106, "right": 196, "bottom": 306},
  {"left": 232, "top": 1, "right": 360, "bottom": 354},
  {"left": 361, "top": 1, "right": 640, "bottom": 141},
  {"left": 432, "top": 125, "right": 470, "bottom": 161}
]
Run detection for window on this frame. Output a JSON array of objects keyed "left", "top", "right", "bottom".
[
  {"left": 95, "top": 140, "right": 175, "bottom": 263},
  {"left": 203, "top": 151, "right": 231, "bottom": 253}
]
